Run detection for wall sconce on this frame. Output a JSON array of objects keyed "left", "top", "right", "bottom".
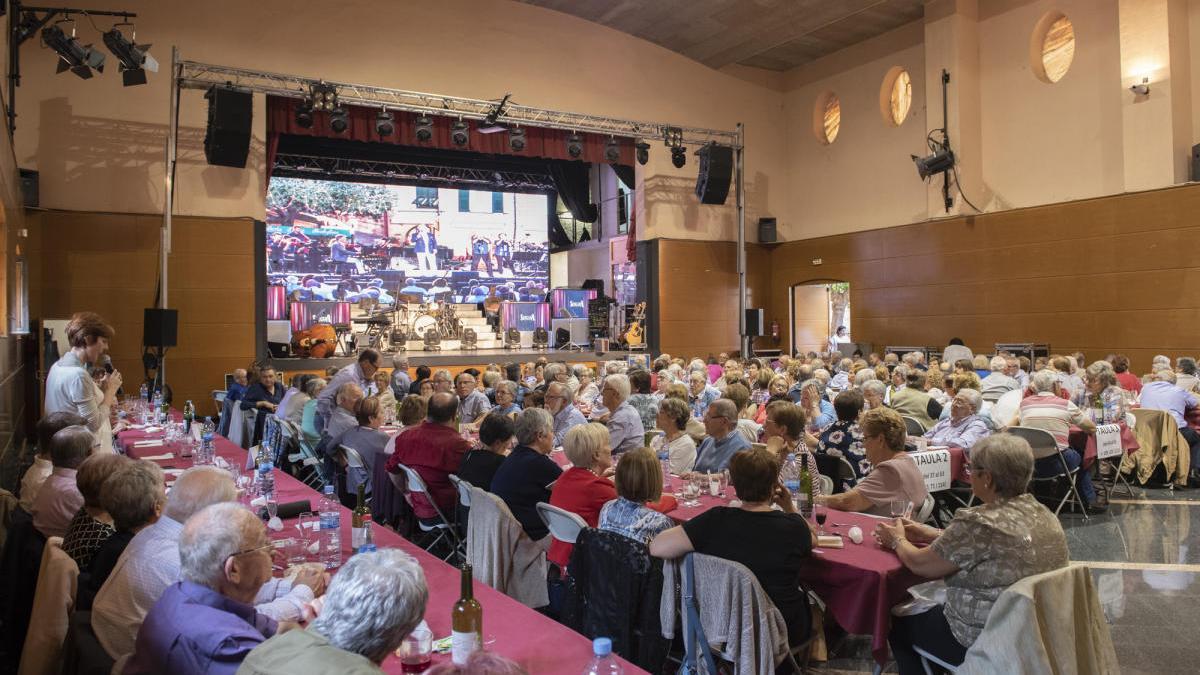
[{"left": 1130, "top": 77, "right": 1151, "bottom": 96}]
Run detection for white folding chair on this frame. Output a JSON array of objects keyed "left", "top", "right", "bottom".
[
  {"left": 914, "top": 645, "right": 959, "bottom": 675},
  {"left": 21, "top": 537, "right": 78, "bottom": 675},
  {"left": 902, "top": 415, "right": 927, "bottom": 436},
  {"left": 536, "top": 501, "right": 587, "bottom": 545},
  {"left": 391, "top": 462, "right": 463, "bottom": 562},
  {"left": 224, "top": 403, "right": 246, "bottom": 447},
  {"left": 449, "top": 474, "right": 472, "bottom": 508},
  {"left": 279, "top": 419, "right": 327, "bottom": 490},
  {"left": 337, "top": 444, "right": 369, "bottom": 503},
  {"left": 816, "top": 474, "right": 834, "bottom": 496},
  {"left": 914, "top": 493, "right": 936, "bottom": 523},
  {"left": 1007, "top": 427, "right": 1088, "bottom": 519}
]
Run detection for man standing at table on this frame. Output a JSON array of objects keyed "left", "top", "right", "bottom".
[
  {"left": 390, "top": 356, "right": 411, "bottom": 399},
  {"left": 690, "top": 399, "right": 750, "bottom": 475},
  {"left": 385, "top": 392, "right": 470, "bottom": 526},
  {"left": 1139, "top": 369, "right": 1200, "bottom": 474},
  {"left": 545, "top": 382, "right": 586, "bottom": 447},
  {"left": 316, "top": 349, "right": 380, "bottom": 429}
]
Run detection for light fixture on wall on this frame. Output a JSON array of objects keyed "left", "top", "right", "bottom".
[
  {"left": 478, "top": 94, "right": 510, "bottom": 134},
  {"left": 375, "top": 108, "right": 394, "bottom": 137},
  {"left": 663, "top": 126, "right": 686, "bottom": 168},
  {"left": 414, "top": 115, "right": 433, "bottom": 142},
  {"left": 451, "top": 119, "right": 469, "bottom": 146},
  {"left": 42, "top": 21, "right": 105, "bottom": 79},
  {"left": 310, "top": 82, "right": 338, "bottom": 112},
  {"left": 671, "top": 145, "right": 687, "bottom": 169},
  {"left": 912, "top": 146, "right": 955, "bottom": 179},
  {"left": 635, "top": 141, "right": 650, "bottom": 165},
  {"left": 566, "top": 132, "right": 583, "bottom": 158},
  {"left": 329, "top": 107, "right": 348, "bottom": 133},
  {"left": 102, "top": 23, "right": 156, "bottom": 86},
  {"left": 294, "top": 98, "right": 314, "bottom": 128},
  {"left": 1130, "top": 77, "right": 1151, "bottom": 96}
]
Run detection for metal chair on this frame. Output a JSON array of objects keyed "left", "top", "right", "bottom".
[
  {"left": 914, "top": 645, "right": 959, "bottom": 674},
  {"left": 914, "top": 492, "right": 936, "bottom": 523},
  {"left": 816, "top": 474, "right": 834, "bottom": 496},
  {"left": 902, "top": 415, "right": 927, "bottom": 436},
  {"left": 279, "top": 419, "right": 327, "bottom": 490},
  {"left": 449, "top": 473, "right": 472, "bottom": 508},
  {"left": 536, "top": 502, "right": 588, "bottom": 545},
  {"left": 1007, "top": 427, "right": 1088, "bottom": 519},
  {"left": 390, "top": 462, "right": 463, "bottom": 562},
  {"left": 337, "top": 444, "right": 369, "bottom": 505}
]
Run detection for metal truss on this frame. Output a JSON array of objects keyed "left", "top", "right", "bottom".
[
  {"left": 272, "top": 152, "right": 556, "bottom": 191},
  {"left": 176, "top": 60, "right": 741, "bottom": 148}
]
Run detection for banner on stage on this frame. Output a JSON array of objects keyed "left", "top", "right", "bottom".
[
  {"left": 1096, "top": 424, "right": 1123, "bottom": 459},
  {"left": 501, "top": 301, "right": 550, "bottom": 332},
  {"left": 912, "top": 448, "right": 952, "bottom": 492},
  {"left": 551, "top": 288, "right": 597, "bottom": 319}
]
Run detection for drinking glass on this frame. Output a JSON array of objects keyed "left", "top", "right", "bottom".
[
  {"left": 267, "top": 499, "right": 279, "bottom": 520},
  {"left": 397, "top": 626, "right": 433, "bottom": 673},
  {"left": 814, "top": 505, "right": 827, "bottom": 535},
  {"left": 296, "top": 512, "right": 316, "bottom": 545},
  {"left": 706, "top": 473, "right": 721, "bottom": 497},
  {"left": 889, "top": 500, "right": 912, "bottom": 520},
  {"left": 720, "top": 469, "right": 731, "bottom": 498}
]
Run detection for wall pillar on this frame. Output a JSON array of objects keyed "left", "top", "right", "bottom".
[{"left": 923, "top": 0, "right": 983, "bottom": 217}]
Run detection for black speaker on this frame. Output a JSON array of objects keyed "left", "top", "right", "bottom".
[
  {"left": 204, "top": 87, "right": 252, "bottom": 168},
  {"left": 267, "top": 341, "right": 292, "bottom": 359},
  {"left": 581, "top": 278, "right": 605, "bottom": 296},
  {"left": 555, "top": 327, "right": 571, "bottom": 348},
  {"left": 758, "top": 217, "right": 777, "bottom": 243},
  {"left": 695, "top": 143, "right": 734, "bottom": 205},
  {"left": 18, "top": 168, "right": 38, "bottom": 208},
  {"left": 1193, "top": 143, "right": 1200, "bottom": 182},
  {"left": 143, "top": 308, "right": 178, "bottom": 348},
  {"left": 744, "top": 308, "right": 764, "bottom": 337}
]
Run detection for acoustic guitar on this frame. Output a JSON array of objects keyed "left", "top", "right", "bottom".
[{"left": 624, "top": 302, "right": 647, "bottom": 347}]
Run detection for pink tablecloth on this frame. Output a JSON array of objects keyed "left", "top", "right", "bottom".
[{"left": 120, "top": 427, "right": 643, "bottom": 675}]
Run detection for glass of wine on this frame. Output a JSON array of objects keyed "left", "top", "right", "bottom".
[
  {"left": 814, "top": 505, "right": 827, "bottom": 535},
  {"left": 397, "top": 625, "right": 433, "bottom": 672}
]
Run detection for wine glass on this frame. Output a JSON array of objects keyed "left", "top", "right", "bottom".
[{"left": 814, "top": 505, "right": 827, "bottom": 535}]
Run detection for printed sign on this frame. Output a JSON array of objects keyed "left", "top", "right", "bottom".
[
  {"left": 912, "top": 448, "right": 952, "bottom": 492},
  {"left": 1096, "top": 424, "right": 1123, "bottom": 460}
]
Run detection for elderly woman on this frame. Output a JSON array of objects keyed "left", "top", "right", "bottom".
[
  {"left": 797, "top": 379, "right": 836, "bottom": 432},
  {"left": 876, "top": 435, "right": 1069, "bottom": 673},
  {"left": 924, "top": 389, "right": 991, "bottom": 450},
  {"left": 651, "top": 447, "right": 817, "bottom": 648},
  {"left": 653, "top": 396, "right": 698, "bottom": 474},
  {"left": 300, "top": 378, "right": 327, "bottom": 445},
  {"left": 240, "top": 549, "right": 428, "bottom": 674},
  {"left": 723, "top": 382, "right": 763, "bottom": 444},
  {"left": 333, "top": 396, "right": 390, "bottom": 497},
  {"left": 627, "top": 369, "right": 659, "bottom": 432},
  {"left": 492, "top": 380, "right": 522, "bottom": 417},
  {"left": 816, "top": 408, "right": 928, "bottom": 516},
  {"left": 44, "top": 312, "right": 121, "bottom": 449},
  {"left": 63, "top": 453, "right": 127, "bottom": 569},
  {"left": 925, "top": 369, "right": 950, "bottom": 406},
  {"left": 885, "top": 364, "right": 908, "bottom": 405},
  {"left": 574, "top": 365, "right": 600, "bottom": 407},
  {"left": 599, "top": 447, "right": 676, "bottom": 545},
  {"left": 749, "top": 367, "right": 774, "bottom": 407},
  {"left": 1072, "top": 360, "right": 1130, "bottom": 426},
  {"left": 861, "top": 380, "right": 886, "bottom": 412},
  {"left": 372, "top": 370, "right": 397, "bottom": 413},
  {"left": 78, "top": 459, "right": 166, "bottom": 607},
  {"left": 547, "top": 423, "right": 617, "bottom": 568},
  {"left": 458, "top": 413, "right": 515, "bottom": 492},
  {"left": 853, "top": 367, "right": 878, "bottom": 388},
  {"left": 817, "top": 390, "right": 869, "bottom": 483},
  {"left": 284, "top": 375, "right": 313, "bottom": 425},
  {"left": 762, "top": 400, "right": 820, "bottom": 476},
  {"left": 599, "top": 373, "right": 644, "bottom": 457}
]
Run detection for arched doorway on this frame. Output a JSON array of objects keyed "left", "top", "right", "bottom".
[{"left": 789, "top": 280, "right": 850, "bottom": 356}]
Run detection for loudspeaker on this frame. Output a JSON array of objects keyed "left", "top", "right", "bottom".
[
  {"left": 1193, "top": 143, "right": 1200, "bottom": 182},
  {"left": 143, "top": 308, "right": 178, "bottom": 348},
  {"left": 744, "top": 308, "right": 764, "bottom": 337},
  {"left": 204, "top": 87, "right": 252, "bottom": 168},
  {"left": 758, "top": 218, "right": 777, "bottom": 244},
  {"left": 695, "top": 143, "right": 734, "bottom": 205},
  {"left": 555, "top": 327, "right": 571, "bottom": 349},
  {"left": 581, "top": 278, "right": 605, "bottom": 296},
  {"left": 267, "top": 342, "right": 292, "bottom": 359},
  {"left": 18, "top": 169, "right": 38, "bottom": 208}
]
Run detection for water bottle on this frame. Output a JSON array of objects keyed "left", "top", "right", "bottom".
[
  {"left": 581, "top": 637, "right": 622, "bottom": 675},
  {"left": 651, "top": 432, "right": 671, "bottom": 489},
  {"left": 152, "top": 389, "right": 164, "bottom": 424},
  {"left": 139, "top": 382, "right": 149, "bottom": 403},
  {"left": 258, "top": 463, "right": 275, "bottom": 501},
  {"left": 781, "top": 453, "right": 801, "bottom": 508},
  {"left": 319, "top": 485, "right": 343, "bottom": 569}
]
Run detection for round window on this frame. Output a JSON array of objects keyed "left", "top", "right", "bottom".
[
  {"left": 880, "top": 67, "right": 912, "bottom": 127},
  {"left": 813, "top": 91, "right": 840, "bottom": 145},
  {"left": 1032, "top": 12, "right": 1075, "bottom": 83}
]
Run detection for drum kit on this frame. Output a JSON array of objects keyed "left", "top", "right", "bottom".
[{"left": 377, "top": 301, "right": 461, "bottom": 351}]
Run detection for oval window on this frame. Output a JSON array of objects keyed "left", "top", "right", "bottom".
[
  {"left": 880, "top": 67, "right": 912, "bottom": 126},
  {"left": 1032, "top": 12, "right": 1075, "bottom": 83},
  {"left": 813, "top": 91, "right": 840, "bottom": 145}
]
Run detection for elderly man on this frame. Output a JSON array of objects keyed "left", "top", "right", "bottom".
[
  {"left": 19, "top": 411, "right": 86, "bottom": 514},
  {"left": 227, "top": 369, "right": 249, "bottom": 403},
  {"left": 1016, "top": 370, "right": 1101, "bottom": 513},
  {"left": 430, "top": 369, "right": 453, "bottom": 394},
  {"left": 688, "top": 371, "right": 721, "bottom": 419},
  {"left": 1140, "top": 369, "right": 1200, "bottom": 470},
  {"left": 93, "top": 467, "right": 323, "bottom": 665},
  {"left": 1004, "top": 355, "right": 1029, "bottom": 391},
  {"left": 316, "top": 383, "right": 364, "bottom": 460},
  {"left": 690, "top": 399, "right": 751, "bottom": 474},
  {"left": 979, "top": 355, "right": 1019, "bottom": 403},
  {"left": 125, "top": 503, "right": 283, "bottom": 674},
  {"left": 923, "top": 389, "right": 991, "bottom": 450},
  {"left": 386, "top": 392, "right": 470, "bottom": 524},
  {"left": 1176, "top": 357, "right": 1200, "bottom": 394},
  {"left": 238, "top": 549, "right": 428, "bottom": 674},
  {"left": 31, "top": 425, "right": 92, "bottom": 538},
  {"left": 545, "top": 381, "right": 586, "bottom": 447},
  {"left": 455, "top": 371, "right": 492, "bottom": 424},
  {"left": 491, "top": 409, "right": 564, "bottom": 540},
  {"left": 315, "top": 349, "right": 380, "bottom": 427},
  {"left": 390, "top": 357, "right": 412, "bottom": 398},
  {"left": 598, "top": 373, "right": 643, "bottom": 456}
]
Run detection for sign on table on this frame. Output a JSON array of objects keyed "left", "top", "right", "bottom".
[
  {"left": 912, "top": 448, "right": 952, "bottom": 492},
  {"left": 1095, "top": 424, "right": 1123, "bottom": 459}
]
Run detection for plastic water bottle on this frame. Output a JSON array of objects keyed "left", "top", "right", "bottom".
[
  {"left": 139, "top": 382, "right": 149, "bottom": 403},
  {"left": 200, "top": 417, "right": 215, "bottom": 465},
  {"left": 319, "top": 485, "right": 343, "bottom": 569},
  {"left": 152, "top": 389, "right": 164, "bottom": 424},
  {"left": 581, "top": 637, "right": 622, "bottom": 675},
  {"left": 258, "top": 463, "right": 275, "bottom": 501},
  {"left": 781, "top": 453, "right": 801, "bottom": 508}
]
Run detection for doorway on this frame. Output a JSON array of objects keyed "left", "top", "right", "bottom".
[{"left": 789, "top": 281, "right": 850, "bottom": 356}]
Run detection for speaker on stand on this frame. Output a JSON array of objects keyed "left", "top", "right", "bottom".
[
  {"left": 204, "top": 86, "right": 253, "bottom": 168},
  {"left": 695, "top": 143, "right": 734, "bottom": 205},
  {"left": 143, "top": 308, "right": 178, "bottom": 396}
]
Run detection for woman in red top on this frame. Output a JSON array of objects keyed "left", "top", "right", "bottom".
[
  {"left": 546, "top": 423, "right": 617, "bottom": 568},
  {"left": 1111, "top": 354, "right": 1143, "bottom": 395}
]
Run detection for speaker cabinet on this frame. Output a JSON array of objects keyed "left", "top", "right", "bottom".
[
  {"left": 695, "top": 143, "right": 733, "bottom": 205},
  {"left": 204, "top": 87, "right": 252, "bottom": 168},
  {"left": 1192, "top": 143, "right": 1200, "bottom": 182},
  {"left": 18, "top": 169, "right": 38, "bottom": 208},
  {"left": 143, "top": 308, "right": 178, "bottom": 348},
  {"left": 744, "top": 308, "right": 764, "bottom": 337},
  {"left": 758, "top": 217, "right": 777, "bottom": 243}
]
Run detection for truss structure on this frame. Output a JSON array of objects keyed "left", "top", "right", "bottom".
[{"left": 272, "top": 152, "right": 557, "bottom": 192}]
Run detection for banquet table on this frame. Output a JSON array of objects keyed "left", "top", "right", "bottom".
[
  {"left": 118, "top": 423, "right": 643, "bottom": 674},
  {"left": 1068, "top": 423, "right": 1138, "bottom": 468}
]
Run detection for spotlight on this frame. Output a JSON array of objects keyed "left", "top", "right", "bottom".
[
  {"left": 310, "top": 82, "right": 338, "bottom": 112},
  {"left": 671, "top": 145, "right": 687, "bottom": 169},
  {"left": 295, "top": 98, "right": 314, "bottom": 129},
  {"left": 42, "top": 23, "right": 105, "bottom": 79},
  {"left": 566, "top": 132, "right": 583, "bottom": 159},
  {"left": 635, "top": 141, "right": 650, "bottom": 165},
  {"left": 509, "top": 127, "right": 526, "bottom": 152},
  {"left": 911, "top": 148, "right": 955, "bottom": 179},
  {"left": 605, "top": 138, "right": 620, "bottom": 163},
  {"left": 478, "top": 93, "right": 511, "bottom": 134},
  {"left": 101, "top": 25, "right": 157, "bottom": 87},
  {"left": 451, "top": 120, "right": 469, "bottom": 146},
  {"left": 414, "top": 115, "right": 433, "bottom": 142},
  {"left": 375, "top": 109, "right": 394, "bottom": 137},
  {"left": 330, "top": 108, "right": 348, "bottom": 133}
]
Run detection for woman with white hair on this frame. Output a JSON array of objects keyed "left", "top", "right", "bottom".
[
  {"left": 546, "top": 423, "right": 617, "bottom": 569},
  {"left": 492, "top": 380, "right": 522, "bottom": 417},
  {"left": 240, "top": 549, "right": 428, "bottom": 673},
  {"left": 574, "top": 366, "right": 601, "bottom": 409}
]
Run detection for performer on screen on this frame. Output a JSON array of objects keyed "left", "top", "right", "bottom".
[
  {"left": 493, "top": 234, "right": 512, "bottom": 275},
  {"left": 329, "top": 234, "right": 356, "bottom": 275},
  {"left": 410, "top": 223, "right": 439, "bottom": 271},
  {"left": 470, "top": 234, "right": 494, "bottom": 276}
]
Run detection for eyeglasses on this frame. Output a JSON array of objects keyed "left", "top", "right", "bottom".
[{"left": 225, "top": 542, "right": 272, "bottom": 565}]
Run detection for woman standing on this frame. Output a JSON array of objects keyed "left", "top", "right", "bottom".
[{"left": 45, "top": 312, "right": 121, "bottom": 452}]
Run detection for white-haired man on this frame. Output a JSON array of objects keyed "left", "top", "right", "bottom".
[
  {"left": 690, "top": 399, "right": 750, "bottom": 474},
  {"left": 315, "top": 349, "right": 380, "bottom": 428},
  {"left": 93, "top": 467, "right": 324, "bottom": 665},
  {"left": 600, "top": 373, "right": 643, "bottom": 456},
  {"left": 923, "top": 389, "right": 991, "bottom": 450},
  {"left": 316, "top": 383, "right": 364, "bottom": 459},
  {"left": 239, "top": 550, "right": 429, "bottom": 674},
  {"left": 1139, "top": 369, "right": 1200, "bottom": 473},
  {"left": 545, "top": 381, "right": 586, "bottom": 447},
  {"left": 688, "top": 371, "right": 721, "bottom": 419},
  {"left": 979, "top": 355, "right": 1019, "bottom": 403},
  {"left": 1016, "top": 370, "right": 1101, "bottom": 513},
  {"left": 390, "top": 356, "right": 411, "bottom": 398},
  {"left": 125, "top": 503, "right": 284, "bottom": 674}
]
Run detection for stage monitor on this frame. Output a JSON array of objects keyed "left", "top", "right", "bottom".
[{"left": 550, "top": 288, "right": 597, "bottom": 319}]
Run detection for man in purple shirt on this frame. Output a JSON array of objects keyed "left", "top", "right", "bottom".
[
  {"left": 1139, "top": 370, "right": 1200, "bottom": 469},
  {"left": 125, "top": 503, "right": 284, "bottom": 675},
  {"left": 31, "top": 425, "right": 92, "bottom": 538}
]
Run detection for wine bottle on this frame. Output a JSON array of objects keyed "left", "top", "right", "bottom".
[
  {"left": 798, "top": 457, "right": 812, "bottom": 518},
  {"left": 351, "top": 482, "right": 368, "bottom": 550},
  {"left": 451, "top": 563, "right": 483, "bottom": 665}
]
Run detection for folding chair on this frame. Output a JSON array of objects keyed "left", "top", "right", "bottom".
[
  {"left": 902, "top": 415, "right": 927, "bottom": 436},
  {"left": 337, "top": 444, "right": 369, "bottom": 505},
  {"left": 1007, "top": 427, "right": 1088, "bottom": 519},
  {"left": 914, "top": 645, "right": 959, "bottom": 674},
  {"left": 279, "top": 419, "right": 327, "bottom": 490},
  {"left": 816, "top": 474, "right": 834, "bottom": 496},
  {"left": 448, "top": 473, "right": 472, "bottom": 534},
  {"left": 536, "top": 502, "right": 587, "bottom": 545},
  {"left": 211, "top": 389, "right": 226, "bottom": 418},
  {"left": 390, "top": 462, "right": 463, "bottom": 562},
  {"left": 914, "top": 493, "right": 936, "bottom": 523}
]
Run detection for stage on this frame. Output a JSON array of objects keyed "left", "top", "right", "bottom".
[{"left": 272, "top": 346, "right": 642, "bottom": 377}]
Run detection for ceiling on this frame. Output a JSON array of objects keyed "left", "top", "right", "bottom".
[{"left": 520, "top": 0, "right": 926, "bottom": 71}]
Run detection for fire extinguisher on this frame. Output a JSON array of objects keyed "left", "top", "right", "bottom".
[{"left": 770, "top": 319, "right": 780, "bottom": 344}]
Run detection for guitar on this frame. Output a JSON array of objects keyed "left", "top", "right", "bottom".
[{"left": 624, "top": 302, "right": 647, "bottom": 347}]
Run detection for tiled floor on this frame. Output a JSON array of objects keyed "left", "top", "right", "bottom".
[{"left": 815, "top": 484, "right": 1200, "bottom": 673}]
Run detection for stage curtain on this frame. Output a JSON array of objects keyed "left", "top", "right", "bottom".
[
  {"left": 266, "top": 96, "right": 635, "bottom": 166},
  {"left": 611, "top": 163, "right": 635, "bottom": 189},
  {"left": 547, "top": 161, "right": 598, "bottom": 224}
]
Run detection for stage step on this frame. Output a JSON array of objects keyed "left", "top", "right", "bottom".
[
  {"left": 459, "top": 317, "right": 491, "bottom": 327},
  {"left": 400, "top": 338, "right": 504, "bottom": 350}
]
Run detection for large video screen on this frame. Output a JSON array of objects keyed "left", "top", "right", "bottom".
[{"left": 265, "top": 178, "right": 550, "bottom": 307}]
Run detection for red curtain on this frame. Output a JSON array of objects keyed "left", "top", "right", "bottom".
[{"left": 266, "top": 96, "right": 635, "bottom": 165}]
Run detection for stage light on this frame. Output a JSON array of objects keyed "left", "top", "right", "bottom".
[
  {"left": 42, "top": 23, "right": 105, "bottom": 79},
  {"left": 375, "top": 109, "right": 394, "bottom": 137},
  {"left": 605, "top": 138, "right": 620, "bottom": 163},
  {"left": 461, "top": 328, "right": 478, "bottom": 350},
  {"left": 414, "top": 115, "right": 433, "bottom": 142},
  {"left": 566, "top": 132, "right": 583, "bottom": 159},
  {"left": 635, "top": 141, "right": 650, "bottom": 165},
  {"left": 295, "top": 98, "right": 314, "bottom": 129},
  {"left": 101, "top": 25, "right": 157, "bottom": 87},
  {"left": 509, "top": 127, "right": 526, "bottom": 152},
  {"left": 671, "top": 145, "right": 687, "bottom": 169},
  {"left": 310, "top": 82, "right": 338, "bottom": 112},
  {"left": 329, "top": 107, "right": 348, "bottom": 133},
  {"left": 478, "top": 93, "right": 511, "bottom": 134},
  {"left": 911, "top": 148, "right": 955, "bottom": 179},
  {"left": 451, "top": 120, "right": 469, "bottom": 146}
]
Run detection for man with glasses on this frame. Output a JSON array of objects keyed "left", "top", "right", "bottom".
[
  {"left": 690, "top": 399, "right": 750, "bottom": 475},
  {"left": 545, "top": 382, "right": 586, "bottom": 447},
  {"left": 455, "top": 372, "right": 493, "bottom": 425},
  {"left": 125, "top": 503, "right": 294, "bottom": 674},
  {"left": 430, "top": 369, "right": 453, "bottom": 394}
]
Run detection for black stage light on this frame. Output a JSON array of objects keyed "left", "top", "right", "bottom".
[
  {"left": 311, "top": 82, "right": 338, "bottom": 112},
  {"left": 330, "top": 107, "right": 348, "bottom": 133},
  {"left": 375, "top": 109, "right": 394, "bottom": 137},
  {"left": 509, "top": 127, "right": 526, "bottom": 152},
  {"left": 42, "top": 23, "right": 105, "bottom": 79},
  {"left": 566, "top": 132, "right": 583, "bottom": 159},
  {"left": 912, "top": 148, "right": 955, "bottom": 179},
  {"left": 102, "top": 26, "right": 157, "bottom": 86},
  {"left": 605, "top": 138, "right": 620, "bottom": 163},
  {"left": 671, "top": 144, "right": 687, "bottom": 169},
  {"left": 478, "top": 94, "right": 511, "bottom": 134},
  {"left": 414, "top": 115, "right": 433, "bottom": 142},
  {"left": 635, "top": 141, "right": 650, "bottom": 165},
  {"left": 295, "top": 98, "right": 314, "bottom": 129},
  {"left": 451, "top": 120, "right": 469, "bottom": 146}
]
